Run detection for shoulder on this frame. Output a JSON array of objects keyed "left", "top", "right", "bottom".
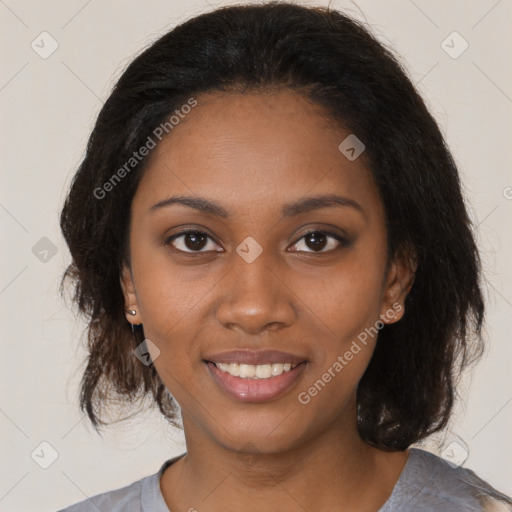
[
  {"left": 56, "top": 475, "right": 148, "bottom": 512},
  {"left": 381, "top": 448, "right": 512, "bottom": 512},
  {"left": 56, "top": 454, "right": 185, "bottom": 512}
]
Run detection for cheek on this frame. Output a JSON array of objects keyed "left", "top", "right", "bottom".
[
  {"left": 128, "top": 251, "right": 209, "bottom": 389},
  {"left": 293, "top": 252, "right": 386, "bottom": 340},
  {"left": 289, "top": 247, "right": 386, "bottom": 402},
  {"left": 130, "top": 240, "right": 210, "bottom": 335},
  {"left": 296, "top": 326, "right": 376, "bottom": 419}
]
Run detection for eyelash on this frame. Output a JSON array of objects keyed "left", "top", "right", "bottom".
[{"left": 165, "top": 228, "right": 349, "bottom": 255}]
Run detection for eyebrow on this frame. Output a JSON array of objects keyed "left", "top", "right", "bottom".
[{"left": 149, "top": 194, "right": 365, "bottom": 219}]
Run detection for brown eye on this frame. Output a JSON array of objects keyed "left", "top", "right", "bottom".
[
  {"left": 304, "top": 231, "right": 328, "bottom": 251},
  {"left": 289, "top": 230, "right": 348, "bottom": 253},
  {"left": 166, "top": 230, "right": 221, "bottom": 253}
]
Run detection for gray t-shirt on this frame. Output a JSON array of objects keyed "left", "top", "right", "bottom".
[{"left": 57, "top": 448, "right": 512, "bottom": 511}]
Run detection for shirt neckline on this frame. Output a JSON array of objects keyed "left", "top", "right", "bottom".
[
  {"left": 144, "top": 448, "right": 425, "bottom": 511},
  {"left": 141, "top": 452, "right": 187, "bottom": 512}
]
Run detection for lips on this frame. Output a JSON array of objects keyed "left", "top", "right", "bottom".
[
  {"left": 203, "top": 349, "right": 306, "bottom": 365},
  {"left": 203, "top": 349, "right": 308, "bottom": 402}
]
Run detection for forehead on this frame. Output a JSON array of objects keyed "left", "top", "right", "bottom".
[{"left": 134, "top": 89, "right": 383, "bottom": 222}]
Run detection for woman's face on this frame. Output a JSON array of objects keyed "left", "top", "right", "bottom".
[{"left": 121, "top": 89, "right": 413, "bottom": 454}]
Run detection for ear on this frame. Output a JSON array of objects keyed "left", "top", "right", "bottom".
[
  {"left": 379, "top": 245, "right": 417, "bottom": 325},
  {"left": 120, "top": 263, "right": 142, "bottom": 325}
]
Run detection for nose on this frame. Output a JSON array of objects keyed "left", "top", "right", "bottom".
[{"left": 215, "top": 249, "right": 296, "bottom": 336}]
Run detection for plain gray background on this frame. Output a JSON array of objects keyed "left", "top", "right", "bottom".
[{"left": 1, "top": 0, "right": 511, "bottom": 510}]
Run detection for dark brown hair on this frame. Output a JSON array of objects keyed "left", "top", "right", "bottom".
[{"left": 60, "top": 2, "right": 484, "bottom": 449}]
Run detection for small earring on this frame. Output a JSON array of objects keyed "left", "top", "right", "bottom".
[{"left": 126, "top": 307, "right": 137, "bottom": 316}]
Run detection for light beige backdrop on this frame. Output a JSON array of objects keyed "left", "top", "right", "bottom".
[{"left": 1, "top": 0, "right": 511, "bottom": 510}]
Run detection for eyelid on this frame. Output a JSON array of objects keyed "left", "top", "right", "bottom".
[
  {"left": 165, "top": 228, "right": 222, "bottom": 253},
  {"left": 165, "top": 227, "right": 349, "bottom": 254},
  {"left": 288, "top": 229, "right": 348, "bottom": 253}
]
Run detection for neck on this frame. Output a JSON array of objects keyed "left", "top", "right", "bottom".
[{"left": 160, "top": 410, "right": 409, "bottom": 512}]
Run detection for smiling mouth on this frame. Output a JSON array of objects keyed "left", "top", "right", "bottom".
[
  {"left": 205, "top": 360, "right": 307, "bottom": 402},
  {"left": 208, "top": 361, "right": 301, "bottom": 379}
]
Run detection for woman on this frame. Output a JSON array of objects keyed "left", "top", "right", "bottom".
[{"left": 58, "top": 2, "right": 512, "bottom": 511}]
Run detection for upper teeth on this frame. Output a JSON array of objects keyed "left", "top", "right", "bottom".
[{"left": 215, "top": 362, "right": 299, "bottom": 379}]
